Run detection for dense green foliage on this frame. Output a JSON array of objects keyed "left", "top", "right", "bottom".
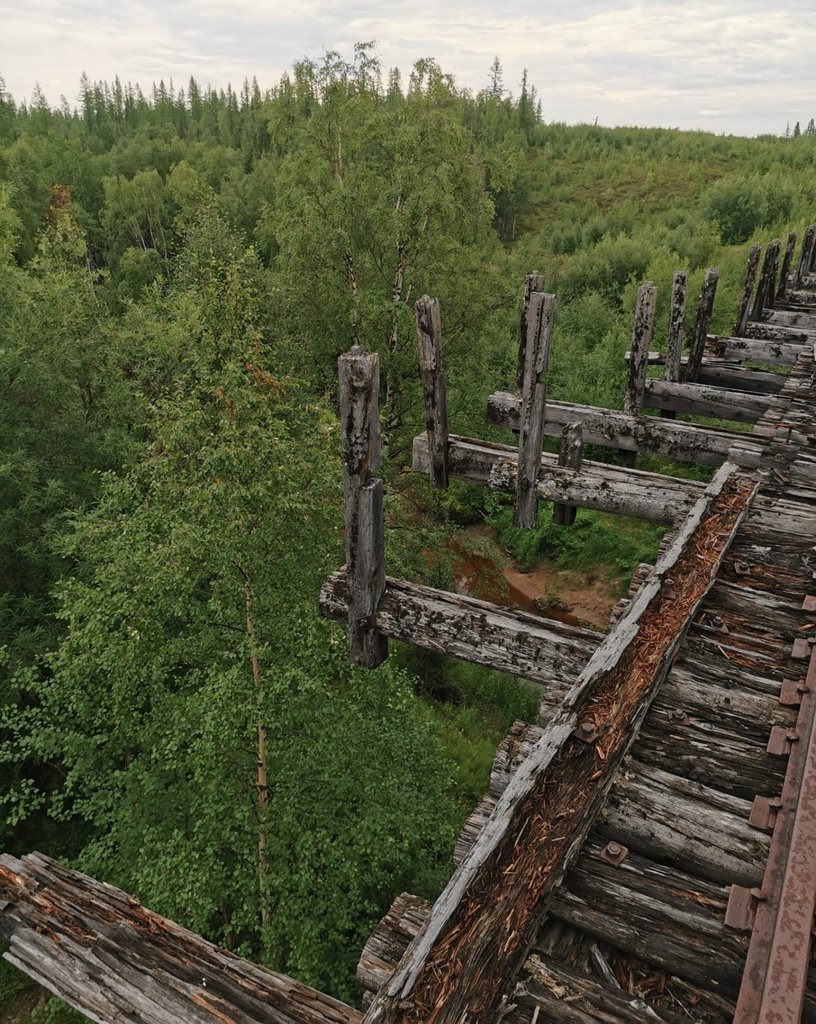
[{"left": 1, "top": 45, "right": 815, "bottom": 1012}]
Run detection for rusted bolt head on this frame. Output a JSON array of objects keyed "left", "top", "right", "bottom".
[
  {"left": 606, "top": 842, "right": 622, "bottom": 857},
  {"left": 669, "top": 708, "right": 687, "bottom": 723},
  {"left": 580, "top": 720, "right": 595, "bottom": 735},
  {"left": 712, "top": 616, "right": 724, "bottom": 628}
]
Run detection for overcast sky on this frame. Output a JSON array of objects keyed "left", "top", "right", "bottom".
[{"left": 2, "top": 0, "right": 814, "bottom": 136}]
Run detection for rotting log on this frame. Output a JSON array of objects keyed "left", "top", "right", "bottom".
[
  {"left": 516, "top": 271, "right": 544, "bottom": 393},
  {"left": 735, "top": 245, "right": 762, "bottom": 337},
  {"left": 361, "top": 464, "right": 758, "bottom": 1024},
  {"left": 515, "top": 291, "right": 555, "bottom": 527},
  {"left": 338, "top": 346, "right": 387, "bottom": 667},
  {"left": 685, "top": 268, "right": 719, "bottom": 383},
  {"left": 664, "top": 270, "right": 687, "bottom": 390},
  {"left": 415, "top": 296, "right": 449, "bottom": 489},
  {"left": 704, "top": 333, "right": 810, "bottom": 365},
  {"left": 0, "top": 853, "right": 361, "bottom": 1024},
  {"left": 623, "top": 282, "right": 656, "bottom": 416},
  {"left": 486, "top": 391, "right": 762, "bottom": 467},
  {"left": 412, "top": 433, "right": 703, "bottom": 523},
  {"left": 553, "top": 422, "right": 582, "bottom": 526},
  {"left": 642, "top": 378, "right": 778, "bottom": 423},
  {"left": 320, "top": 570, "right": 598, "bottom": 690}
]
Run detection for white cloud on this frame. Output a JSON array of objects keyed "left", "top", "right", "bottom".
[{"left": 1, "top": 0, "right": 815, "bottom": 134}]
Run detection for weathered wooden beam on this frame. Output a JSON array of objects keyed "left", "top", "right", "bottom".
[
  {"left": 627, "top": 351, "right": 788, "bottom": 395},
  {"left": 515, "top": 292, "right": 555, "bottom": 527},
  {"left": 741, "top": 321, "right": 811, "bottom": 343},
  {"left": 515, "top": 271, "right": 544, "bottom": 393},
  {"left": 664, "top": 271, "right": 687, "bottom": 383},
  {"left": 643, "top": 378, "right": 777, "bottom": 424},
  {"left": 794, "top": 225, "right": 816, "bottom": 289},
  {"left": 412, "top": 433, "right": 703, "bottom": 524},
  {"left": 751, "top": 240, "right": 781, "bottom": 321},
  {"left": 553, "top": 423, "right": 582, "bottom": 526},
  {"left": 338, "top": 346, "right": 387, "bottom": 668},
  {"left": 685, "top": 268, "right": 719, "bottom": 382},
  {"left": 623, "top": 282, "right": 656, "bottom": 416},
  {"left": 415, "top": 296, "right": 449, "bottom": 489},
  {"left": 361, "top": 464, "right": 757, "bottom": 1024},
  {"left": 776, "top": 231, "right": 797, "bottom": 302},
  {"left": 705, "top": 333, "right": 810, "bottom": 365},
  {"left": 319, "top": 569, "right": 599, "bottom": 689},
  {"left": 0, "top": 853, "right": 361, "bottom": 1024},
  {"left": 487, "top": 391, "right": 758, "bottom": 466},
  {"left": 734, "top": 244, "right": 761, "bottom": 337}
]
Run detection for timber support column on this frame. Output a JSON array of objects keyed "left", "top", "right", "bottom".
[
  {"left": 338, "top": 345, "right": 388, "bottom": 668},
  {"left": 415, "top": 296, "right": 449, "bottom": 489},
  {"left": 516, "top": 271, "right": 545, "bottom": 393},
  {"left": 662, "top": 270, "right": 687, "bottom": 420},
  {"left": 794, "top": 224, "right": 816, "bottom": 288},
  {"left": 734, "top": 245, "right": 761, "bottom": 336},
  {"left": 553, "top": 422, "right": 583, "bottom": 527},
  {"left": 685, "top": 267, "right": 719, "bottom": 383},
  {"left": 515, "top": 291, "right": 555, "bottom": 527},
  {"left": 621, "top": 280, "right": 656, "bottom": 465},
  {"left": 776, "top": 231, "right": 797, "bottom": 302},
  {"left": 752, "top": 240, "right": 780, "bottom": 322}
]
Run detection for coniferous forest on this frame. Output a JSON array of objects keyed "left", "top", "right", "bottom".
[{"left": 2, "top": 42, "right": 816, "bottom": 1020}]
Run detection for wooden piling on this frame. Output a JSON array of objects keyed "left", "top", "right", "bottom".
[
  {"left": 734, "top": 245, "right": 761, "bottom": 337},
  {"left": 516, "top": 272, "right": 545, "bottom": 393},
  {"left": 776, "top": 231, "right": 797, "bottom": 302},
  {"left": 751, "top": 240, "right": 780, "bottom": 321},
  {"left": 795, "top": 224, "right": 816, "bottom": 287},
  {"left": 664, "top": 271, "right": 687, "bottom": 385},
  {"left": 415, "top": 296, "right": 449, "bottom": 489},
  {"left": 553, "top": 423, "right": 583, "bottom": 527},
  {"left": 338, "top": 345, "right": 388, "bottom": 668},
  {"left": 685, "top": 268, "right": 719, "bottom": 383},
  {"left": 515, "top": 291, "right": 555, "bottom": 528}
]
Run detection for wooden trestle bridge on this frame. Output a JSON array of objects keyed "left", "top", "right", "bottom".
[{"left": 4, "top": 226, "right": 816, "bottom": 1023}]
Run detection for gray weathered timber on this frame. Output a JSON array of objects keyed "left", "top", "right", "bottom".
[
  {"left": 0, "top": 853, "right": 361, "bottom": 1024},
  {"left": 486, "top": 391, "right": 759, "bottom": 466},
  {"left": 338, "top": 346, "right": 387, "bottom": 667},
  {"left": 626, "top": 351, "right": 789, "bottom": 395},
  {"left": 751, "top": 240, "right": 781, "bottom": 320},
  {"left": 553, "top": 423, "right": 582, "bottom": 526},
  {"left": 734, "top": 244, "right": 761, "bottom": 337},
  {"left": 665, "top": 271, "right": 687, "bottom": 383},
  {"left": 624, "top": 282, "right": 656, "bottom": 416},
  {"left": 794, "top": 225, "right": 816, "bottom": 288},
  {"left": 319, "top": 570, "right": 599, "bottom": 689},
  {"left": 742, "top": 321, "right": 812, "bottom": 343},
  {"left": 412, "top": 433, "right": 703, "bottom": 523},
  {"left": 516, "top": 272, "right": 544, "bottom": 392},
  {"left": 685, "top": 268, "right": 719, "bottom": 382},
  {"left": 704, "top": 333, "right": 810, "bottom": 366},
  {"left": 776, "top": 231, "right": 797, "bottom": 301},
  {"left": 361, "top": 463, "right": 756, "bottom": 1024},
  {"left": 415, "top": 296, "right": 449, "bottom": 489},
  {"left": 515, "top": 291, "right": 556, "bottom": 527},
  {"left": 642, "top": 379, "right": 777, "bottom": 423}
]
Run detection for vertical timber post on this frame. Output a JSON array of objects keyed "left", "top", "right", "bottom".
[
  {"left": 515, "top": 291, "right": 555, "bottom": 528},
  {"left": 553, "top": 422, "right": 583, "bottom": 527},
  {"left": 795, "top": 225, "right": 816, "bottom": 287},
  {"left": 751, "top": 240, "right": 780, "bottom": 321},
  {"left": 734, "top": 245, "right": 761, "bottom": 336},
  {"left": 685, "top": 268, "right": 719, "bottom": 383},
  {"left": 415, "top": 296, "right": 449, "bottom": 489},
  {"left": 661, "top": 271, "right": 687, "bottom": 420},
  {"left": 338, "top": 346, "right": 388, "bottom": 668},
  {"left": 765, "top": 240, "right": 780, "bottom": 310},
  {"left": 623, "top": 281, "right": 656, "bottom": 417},
  {"left": 776, "top": 231, "right": 797, "bottom": 302},
  {"left": 516, "top": 272, "right": 545, "bottom": 393}
]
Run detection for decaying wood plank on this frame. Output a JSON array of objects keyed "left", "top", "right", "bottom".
[
  {"left": 623, "top": 282, "right": 656, "bottom": 416},
  {"left": 319, "top": 570, "right": 598, "bottom": 689},
  {"left": 515, "top": 292, "right": 555, "bottom": 527},
  {"left": 415, "top": 296, "right": 449, "bottom": 489},
  {"left": 487, "top": 391, "right": 761, "bottom": 466},
  {"left": 516, "top": 272, "right": 545, "bottom": 392},
  {"left": 339, "top": 346, "right": 387, "bottom": 667},
  {"left": 553, "top": 423, "right": 582, "bottom": 526},
  {"left": 705, "top": 332, "right": 810, "bottom": 366},
  {"left": 776, "top": 231, "right": 797, "bottom": 301},
  {"left": 361, "top": 464, "right": 758, "bottom": 1024},
  {"left": 685, "top": 268, "right": 719, "bottom": 383},
  {"left": 642, "top": 378, "right": 778, "bottom": 423},
  {"left": 735, "top": 245, "right": 762, "bottom": 337},
  {"left": 412, "top": 432, "right": 703, "bottom": 523},
  {"left": 627, "top": 352, "right": 789, "bottom": 395},
  {"left": 752, "top": 241, "right": 781, "bottom": 320},
  {"left": 0, "top": 853, "right": 361, "bottom": 1024},
  {"left": 664, "top": 271, "right": 687, "bottom": 384},
  {"left": 794, "top": 225, "right": 816, "bottom": 289}
]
